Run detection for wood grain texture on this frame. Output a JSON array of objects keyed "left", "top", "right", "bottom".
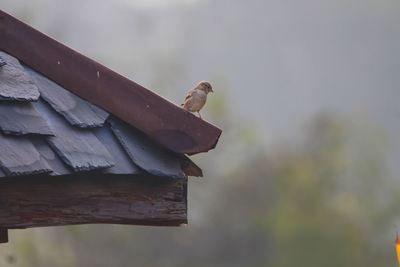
[
  {"left": 0, "top": 174, "right": 187, "bottom": 228},
  {"left": 0, "top": 10, "right": 221, "bottom": 155}
]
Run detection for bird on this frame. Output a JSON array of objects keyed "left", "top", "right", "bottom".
[{"left": 181, "top": 81, "right": 213, "bottom": 119}]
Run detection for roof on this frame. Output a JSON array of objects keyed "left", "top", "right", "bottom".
[
  {"left": 0, "top": 50, "right": 201, "bottom": 178},
  {"left": 0, "top": 10, "right": 221, "bottom": 155}
]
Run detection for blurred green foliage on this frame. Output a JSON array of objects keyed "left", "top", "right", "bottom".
[{"left": 259, "top": 115, "right": 394, "bottom": 267}]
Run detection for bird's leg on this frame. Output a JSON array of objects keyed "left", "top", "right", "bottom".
[{"left": 197, "top": 111, "right": 202, "bottom": 119}]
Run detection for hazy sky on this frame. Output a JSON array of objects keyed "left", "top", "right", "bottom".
[
  {"left": 2, "top": 0, "right": 400, "bottom": 148},
  {"left": 121, "top": 0, "right": 199, "bottom": 8}
]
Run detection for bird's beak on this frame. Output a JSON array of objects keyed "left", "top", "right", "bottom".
[{"left": 210, "top": 89, "right": 214, "bottom": 93}]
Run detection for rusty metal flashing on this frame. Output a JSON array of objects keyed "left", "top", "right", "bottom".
[{"left": 0, "top": 10, "right": 221, "bottom": 155}]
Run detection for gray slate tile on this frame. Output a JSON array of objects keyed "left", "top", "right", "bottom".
[
  {"left": 35, "top": 99, "right": 115, "bottom": 171},
  {"left": 0, "top": 101, "right": 54, "bottom": 136},
  {"left": 0, "top": 51, "right": 40, "bottom": 101},
  {"left": 0, "top": 132, "right": 52, "bottom": 176},
  {"left": 25, "top": 67, "right": 109, "bottom": 128},
  {"left": 94, "top": 125, "right": 142, "bottom": 175},
  {"left": 109, "top": 118, "right": 185, "bottom": 179},
  {"left": 0, "top": 57, "right": 6, "bottom": 68},
  {"left": 30, "top": 137, "right": 72, "bottom": 176}
]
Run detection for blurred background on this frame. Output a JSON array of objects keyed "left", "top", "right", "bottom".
[{"left": 2, "top": 0, "right": 400, "bottom": 266}]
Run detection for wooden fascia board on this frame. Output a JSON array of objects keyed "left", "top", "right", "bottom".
[{"left": 0, "top": 10, "right": 221, "bottom": 155}]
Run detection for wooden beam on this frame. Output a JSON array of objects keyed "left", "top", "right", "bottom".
[
  {"left": 0, "top": 174, "right": 187, "bottom": 228},
  {"left": 0, "top": 227, "right": 8, "bottom": 243},
  {"left": 0, "top": 10, "right": 222, "bottom": 155}
]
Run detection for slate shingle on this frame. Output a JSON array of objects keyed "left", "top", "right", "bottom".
[
  {"left": 30, "top": 137, "right": 72, "bottom": 176},
  {"left": 0, "top": 57, "right": 6, "bottom": 68},
  {"left": 94, "top": 125, "right": 142, "bottom": 175},
  {"left": 0, "top": 101, "right": 54, "bottom": 136},
  {"left": 25, "top": 67, "right": 109, "bottom": 128},
  {"left": 35, "top": 99, "right": 115, "bottom": 171},
  {"left": 0, "top": 53, "right": 200, "bottom": 178},
  {"left": 109, "top": 118, "right": 185, "bottom": 178},
  {"left": 0, "top": 132, "right": 52, "bottom": 176},
  {"left": 0, "top": 51, "right": 40, "bottom": 101}
]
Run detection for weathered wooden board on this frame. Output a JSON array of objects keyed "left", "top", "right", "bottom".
[
  {"left": 109, "top": 118, "right": 185, "bottom": 179},
  {"left": 0, "top": 101, "right": 54, "bottom": 136},
  {"left": 26, "top": 66, "right": 109, "bottom": 128},
  {"left": 0, "top": 174, "right": 187, "bottom": 228},
  {"left": 0, "top": 51, "right": 39, "bottom": 101},
  {"left": 35, "top": 99, "right": 114, "bottom": 171}
]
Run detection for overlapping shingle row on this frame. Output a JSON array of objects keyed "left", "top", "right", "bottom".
[{"left": 0, "top": 50, "right": 192, "bottom": 178}]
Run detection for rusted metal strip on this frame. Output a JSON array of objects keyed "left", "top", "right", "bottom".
[{"left": 0, "top": 10, "right": 221, "bottom": 155}]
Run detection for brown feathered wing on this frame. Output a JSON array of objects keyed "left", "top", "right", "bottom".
[{"left": 182, "top": 89, "right": 196, "bottom": 106}]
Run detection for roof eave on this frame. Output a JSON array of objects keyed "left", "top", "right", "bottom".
[{"left": 0, "top": 10, "right": 222, "bottom": 155}]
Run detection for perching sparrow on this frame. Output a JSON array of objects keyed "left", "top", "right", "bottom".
[{"left": 181, "top": 81, "right": 213, "bottom": 119}]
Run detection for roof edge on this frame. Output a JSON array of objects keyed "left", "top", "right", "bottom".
[{"left": 0, "top": 10, "right": 222, "bottom": 155}]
